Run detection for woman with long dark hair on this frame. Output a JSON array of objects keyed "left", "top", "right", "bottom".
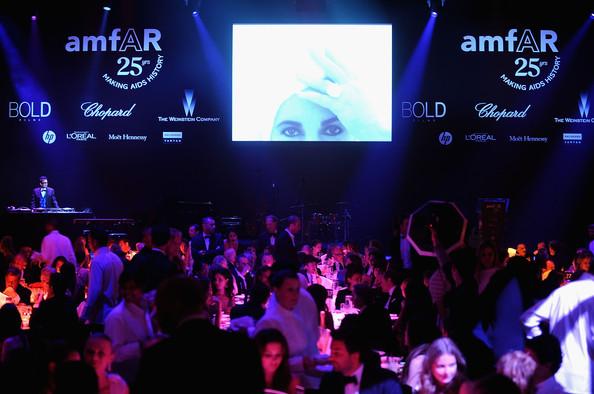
[{"left": 254, "top": 328, "right": 298, "bottom": 394}]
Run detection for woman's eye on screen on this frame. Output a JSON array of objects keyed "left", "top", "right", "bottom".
[{"left": 281, "top": 127, "right": 303, "bottom": 137}]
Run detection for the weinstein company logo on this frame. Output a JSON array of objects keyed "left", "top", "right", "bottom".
[
  {"left": 475, "top": 103, "right": 530, "bottom": 121},
  {"left": 183, "top": 90, "right": 195, "bottom": 116},
  {"left": 554, "top": 93, "right": 593, "bottom": 124},
  {"left": 81, "top": 102, "right": 136, "bottom": 120},
  {"left": 157, "top": 89, "right": 221, "bottom": 123}
]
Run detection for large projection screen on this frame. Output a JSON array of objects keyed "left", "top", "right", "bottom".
[{"left": 233, "top": 24, "right": 392, "bottom": 142}]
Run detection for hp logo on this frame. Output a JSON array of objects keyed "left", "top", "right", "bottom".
[
  {"left": 438, "top": 131, "right": 453, "bottom": 145},
  {"left": 42, "top": 130, "right": 56, "bottom": 144}
]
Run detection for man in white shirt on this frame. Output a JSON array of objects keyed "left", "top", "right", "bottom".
[
  {"left": 41, "top": 220, "right": 76, "bottom": 266},
  {"left": 81, "top": 229, "right": 124, "bottom": 326},
  {"left": 521, "top": 270, "right": 594, "bottom": 394},
  {"left": 256, "top": 269, "right": 320, "bottom": 388},
  {"left": 105, "top": 270, "right": 154, "bottom": 383}
]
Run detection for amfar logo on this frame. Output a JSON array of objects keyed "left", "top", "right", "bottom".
[
  {"left": 475, "top": 103, "right": 531, "bottom": 121},
  {"left": 401, "top": 101, "right": 446, "bottom": 121},
  {"left": 65, "top": 28, "right": 162, "bottom": 53},
  {"left": 563, "top": 133, "right": 582, "bottom": 144},
  {"left": 66, "top": 131, "right": 96, "bottom": 141},
  {"left": 163, "top": 131, "right": 183, "bottom": 144},
  {"left": 65, "top": 28, "right": 164, "bottom": 90},
  {"left": 81, "top": 102, "right": 136, "bottom": 120},
  {"left": 438, "top": 131, "right": 453, "bottom": 145},
  {"left": 42, "top": 130, "right": 56, "bottom": 144},
  {"left": 8, "top": 101, "right": 51, "bottom": 122},
  {"left": 183, "top": 90, "right": 196, "bottom": 117},
  {"left": 460, "top": 28, "right": 561, "bottom": 92},
  {"left": 465, "top": 133, "right": 496, "bottom": 142},
  {"left": 553, "top": 93, "right": 593, "bottom": 124}
]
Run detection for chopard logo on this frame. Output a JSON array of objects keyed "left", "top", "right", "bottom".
[
  {"left": 475, "top": 103, "right": 530, "bottom": 121},
  {"left": 81, "top": 102, "right": 136, "bottom": 120}
]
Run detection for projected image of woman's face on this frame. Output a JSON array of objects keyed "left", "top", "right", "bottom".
[{"left": 271, "top": 94, "right": 349, "bottom": 141}]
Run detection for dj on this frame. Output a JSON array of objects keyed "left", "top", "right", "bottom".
[{"left": 31, "top": 176, "right": 59, "bottom": 209}]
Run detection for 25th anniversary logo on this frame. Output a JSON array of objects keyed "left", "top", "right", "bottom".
[{"left": 65, "top": 28, "right": 164, "bottom": 90}]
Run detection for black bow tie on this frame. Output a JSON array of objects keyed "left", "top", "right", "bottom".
[{"left": 343, "top": 375, "right": 357, "bottom": 385}]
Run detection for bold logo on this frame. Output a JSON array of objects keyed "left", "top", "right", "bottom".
[
  {"left": 183, "top": 90, "right": 196, "bottom": 117},
  {"left": 65, "top": 28, "right": 164, "bottom": 90},
  {"left": 508, "top": 135, "right": 548, "bottom": 143},
  {"left": 401, "top": 101, "right": 446, "bottom": 121},
  {"left": 553, "top": 93, "right": 594, "bottom": 124},
  {"left": 66, "top": 131, "right": 96, "bottom": 141},
  {"left": 563, "top": 133, "right": 582, "bottom": 144},
  {"left": 461, "top": 28, "right": 561, "bottom": 92},
  {"left": 438, "top": 131, "right": 453, "bottom": 145},
  {"left": 80, "top": 102, "right": 136, "bottom": 120},
  {"left": 465, "top": 133, "right": 496, "bottom": 142},
  {"left": 8, "top": 101, "right": 51, "bottom": 121},
  {"left": 107, "top": 133, "right": 147, "bottom": 142},
  {"left": 578, "top": 93, "right": 590, "bottom": 118},
  {"left": 163, "top": 131, "right": 183, "bottom": 144},
  {"left": 474, "top": 103, "right": 531, "bottom": 121},
  {"left": 42, "top": 130, "right": 56, "bottom": 144},
  {"left": 157, "top": 89, "right": 221, "bottom": 123}
]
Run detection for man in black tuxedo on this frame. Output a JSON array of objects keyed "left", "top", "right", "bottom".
[
  {"left": 135, "top": 276, "right": 264, "bottom": 393},
  {"left": 274, "top": 215, "right": 301, "bottom": 272},
  {"left": 31, "top": 176, "right": 59, "bottom": 208},
  {"left": 256, "top": 214, "right": 279, "bottom": 253},
  {"left": 379, "top": 268, "right": 403, "bottom": 315},
  {"left": 190, "top": 216, "right": 224, "bottom": 274},
  {"left": 319, "top": 325, "right": 402, "bottom": 394}
]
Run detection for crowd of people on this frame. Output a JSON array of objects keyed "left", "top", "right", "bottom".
[{"left": 0, "top": 214, "right": 593, "bottom": 394}]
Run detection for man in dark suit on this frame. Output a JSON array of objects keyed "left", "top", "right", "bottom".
[
  {"left": 319, "top": 326, "right": 402, "bottom": 394},
  {"left": 379, "top": 268, "right": 403, "bottom": 315},
  {"left": 190, "top": 216, "right": 224, "bottom": 274},
  {"left": 135, "top": 276, "right": 264, "bottom": 393},
  {"left": 1, "top": 267, "right": 32, "bottom": 305},
  {"left": 126, "top": 225, "right": 177, "bottom": 293},
  {"left": 274, "top": 215, "right": 301, "bottom": 272},
  {"left": 256, "top": 214, "right": 279, "bottom": 253},
  {"left": 31, "top": 176, "right": 59, "bottom": 208}
]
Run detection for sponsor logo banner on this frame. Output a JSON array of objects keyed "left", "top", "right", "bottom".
[
  {"left": 475, "top": 103, "right": 530, "bottom": 121},
  {"left": 66, "top": 131, "right": 96, "bottom": 141},
  {"left": 401, "top": 101, "right": 446, "bottom": 121},
  {"left": 42, "top": 130, "right": 56, "bottom": 144},
  {"left": 508, "top": 135, "right": 548, "bottom": 143},
  {"left": 8, "top": 101, "right": 51, "bottom": 121},
  {"left": 65, "top": 28, "right": 164, "bottom": 90},
  {"left": 563, "top": 133, "right": 582, "bottom": 144},
  {"left": 107, "top": 133, "right": 148, "bottom": 142},
  {"left": 554, "top": 93, "right": 593, "bottom": 124},
  {"left": 157, "top": 90, "right": 221, "bottom": 123},
  {"left": 465, "top": 133, "right": 496, "bottom": 142},
  {"left": 163, "top": 131, "right": 183, "bottom": 144},
  {"left": 81, "top": 102, "right": 136, "bottom": 120},
  {"left": 461, "top": 28, "right": 561, "bottom": 92},
  {"left": 438, "top": 131, "right": 453, "bottom": 145}
]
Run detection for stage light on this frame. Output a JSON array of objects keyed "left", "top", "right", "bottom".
[
  {"left": 192, "top": 10, "right": 199, "bottom": 16},
  {"left": 103, "top": 6, "right": 111, "bottom": 11},
  {"left": 31, "top": 15, "right": 37, "bottom": 21},
  {"left": 590, "top": 12, "right": 594, "bottom": 19},
  {"left": 431, "top": 11, "right": 437, "bottom": 17}
]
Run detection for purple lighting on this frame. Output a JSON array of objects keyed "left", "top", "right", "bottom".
[
  {"left": 31, "top": 16, "right": 37, "bottom": 21},
  {"left": 431, "top": 11, "right": 437, "bottom": 17}
]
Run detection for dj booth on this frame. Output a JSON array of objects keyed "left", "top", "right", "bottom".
[{"left": 1, "top": 207, "right": 99, "bottom": 248}]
